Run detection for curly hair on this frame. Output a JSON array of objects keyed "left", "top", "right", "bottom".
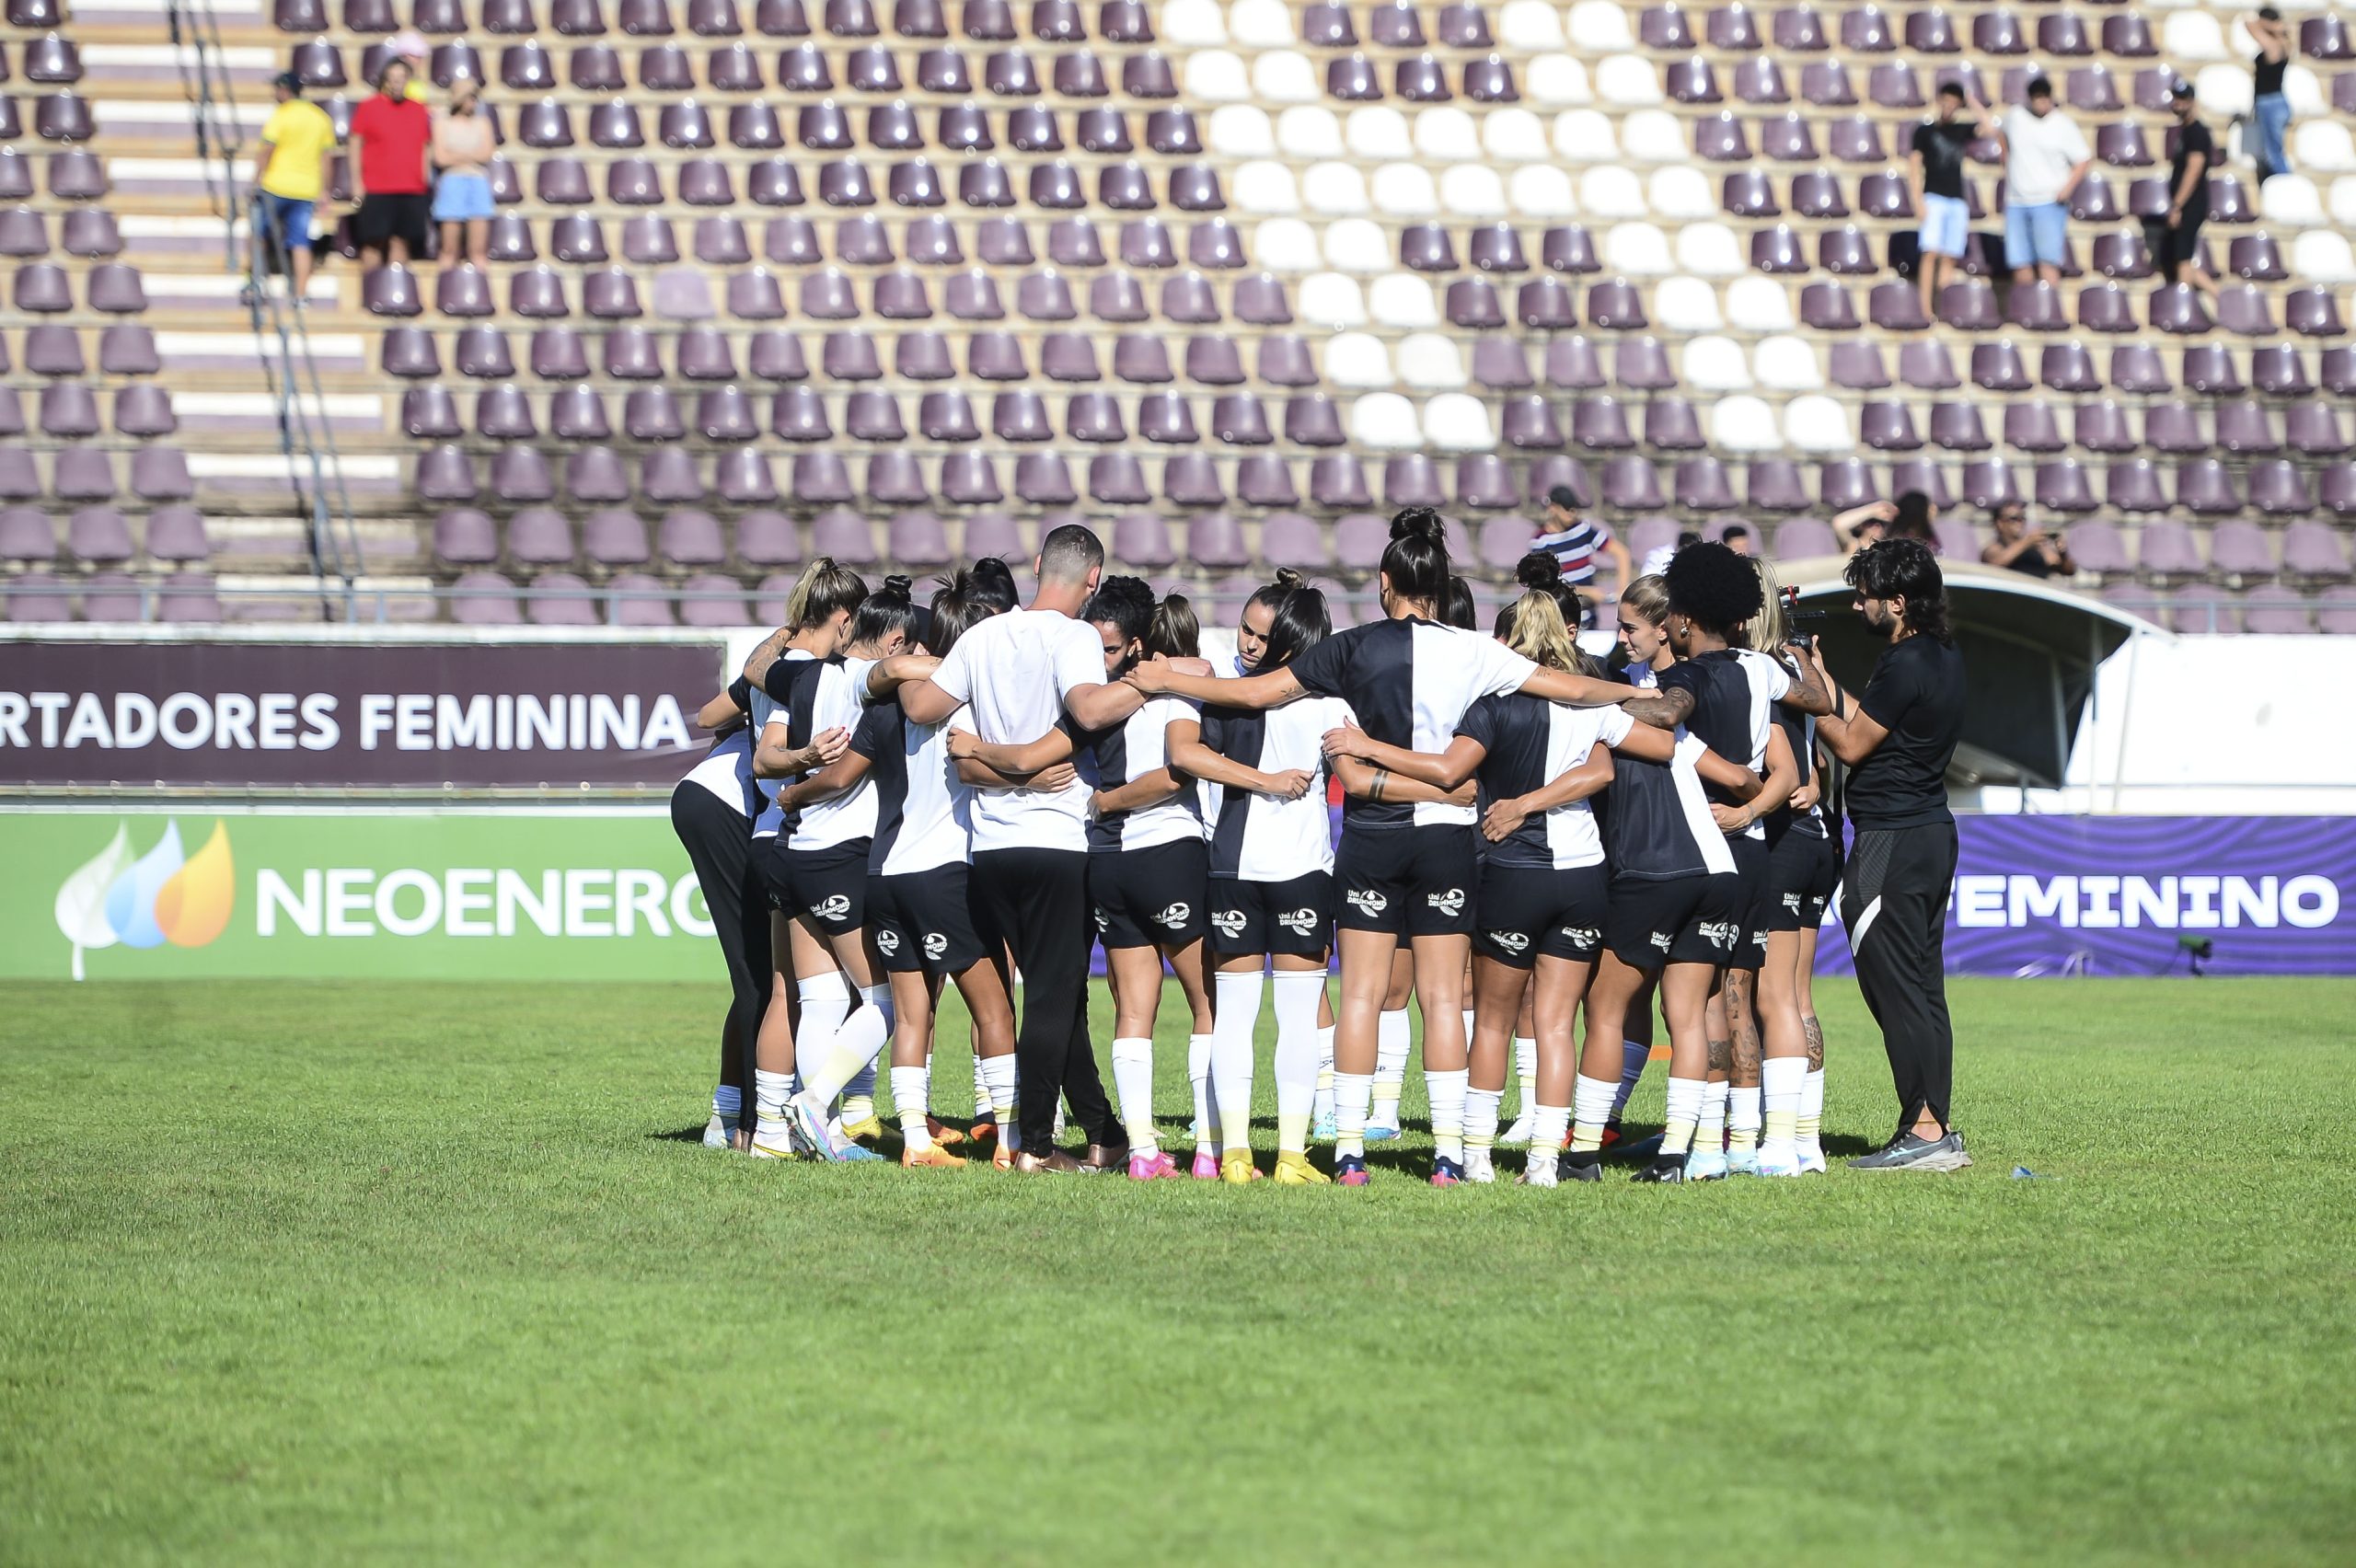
[
  {"left": 1844, "top": 538, "right": 1954, "bottom": 644},
  {"left": 1662, "top": 539, "right": 1763, "bottom": 636}
]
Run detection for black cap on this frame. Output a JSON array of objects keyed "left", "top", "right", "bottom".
[
  {"left": 1546, "top": 484, "right": 1578, "bottom": 509},
  {"left": 271, "top": 69, "right": 304, "bottom": 92},
  {"left": 2169, "top": 79, "right": 2196, "bottom": 99}
]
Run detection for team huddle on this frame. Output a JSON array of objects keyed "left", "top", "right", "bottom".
[{"left": 670, "top": 508, "right": 1867, "bottom": 1186}]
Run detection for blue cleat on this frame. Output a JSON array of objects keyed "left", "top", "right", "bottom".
[
  {"left": 1313, "top": 1109, "right": 1338, "bottom": 1140},
  {"left": 1335, "top": 1153, "right": 1370, "bottom": 1187},
  {"left": 1686, "top": 1148, "right": 1731, "bottom": 1182},
  {"left": 1725, "top": 1146, "right": 1761, "bottom": 1177},
  {"left": 1429, "top": 1156, "right": 1464, "bottom": 1187},
  {"left": 1362, "top": 1119, "right": 1402, "bottom": 1145}
]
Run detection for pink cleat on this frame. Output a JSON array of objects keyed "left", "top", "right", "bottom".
[
  {"left": 1190, "top": 1150, "right": 1220, "bottom": 1180},
  {"left": 1127, "top": 1151, "right": 1182, "bottom": 1181}
]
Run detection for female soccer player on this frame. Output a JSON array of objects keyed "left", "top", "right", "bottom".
[
  {"left": 1130, "top": 508, "right": 1631, "bottom": 1187},
  {"left": 1164, "top": 579, "right": 1355, "bottom": 1184},
  {"left": 675, "top": 686, "right": 768, "bottom": 1149}
]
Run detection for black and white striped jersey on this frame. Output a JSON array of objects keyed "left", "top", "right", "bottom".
[
  {"left": 788, "top": 660, "right": 880, "bottom": 851},
  {"left": 1072, "top": 696, "right": 1202, "bottom": 854},
  {"left": 1195, "top": 692, "right": 1356, "bottom": 881},
  {"left": 1455, "top": 691, "right": 1634, "bottom": 870},
  {"left": 1284, "top": 617, "right": 1537, "bottom": 831},
  {"left": 850, "top": 698, "right": 973, "bottom": 877},
  {"left": 1659, "top": 649, "right": 1784, "bottom": 842}
]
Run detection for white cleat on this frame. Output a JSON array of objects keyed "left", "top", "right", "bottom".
[
  {"left": 1363, "top": 1112, "right": 1403, "bottom": 1144},
  {"left": 701, "top": 1113, "right": 736, "bottom": 1149},
  {"left": 747, "top": 1123, "right": 802, "bottom": 1159},
  {"left": 1796, "top": 1142, "right": 1828, "bottom": 1175},
  {"left": 1755, "top": 1143, "right": 1805, "bottom": 1178},
  {"left": 1496, "top": 1114, "right": 1533, "bottom": 1147},
  {"left": 1686, "top": 1147, "right": 1731, "bottom": 1182},
  {"left": 1463, "top": 1148, "right": 1496, "bottom": 1184},
  {"left": 1725, "top": 1146, "right": 1761, "bottom": 1177},
  {"left": 1518, "top": 1161, "right": 1559, "bottom": 1188}
]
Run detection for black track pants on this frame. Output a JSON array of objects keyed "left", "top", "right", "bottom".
[
  {"left": 972, "top": 847, "right": 1117, "bottom": 1152},
  {"left": 1839, "top": 821, "right": 1959, "bottom": 1133}
]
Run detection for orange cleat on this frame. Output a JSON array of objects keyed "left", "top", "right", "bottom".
[
  {"left": 903, "top": 1143, "right": 967, "bottom": 1170},
  {"left": 927, "top": 1115, "right": 968, "bottom": 1148}
]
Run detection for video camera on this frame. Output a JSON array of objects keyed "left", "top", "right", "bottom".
[{"left": 1779, "top": 585, "right": 1829, "bottom": 645}]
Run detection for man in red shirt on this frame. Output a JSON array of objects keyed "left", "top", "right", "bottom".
[{"left": 346, "top": 59, "right": 432, "bottom": 269}]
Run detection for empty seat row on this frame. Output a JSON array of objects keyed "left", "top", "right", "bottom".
[
  {"left": 0, "top": 448, "right": 196, "bottom": 502},
  {"left": 3, "top": 571, "right": 225, "bottom": 626},
  {"left": 0, "top": 324, "right": 160, "bottom": 375},
  {"left": 2101, "top": 582, "right": 2356, "bottom": 635},
  {"left": 0, "top": 384, "right": 177, "bottom": 437},
  {"left": 9, "top": 262, "right": 145, "bottom": 315},
  {"left": 2071, "top": 516, "right": 2356, "bottom": 578},
  {"left": 0, "top": 148, "right": 108, "bottom": 202},
  {"left": 0, "top": 205, "right": 120, "bottom": 257},
  {"left": 0, "top": 503, "right": 209, "bottom": 564},
  {"left": 280, "top": 0, "right": 1153, "bottom": 45}
]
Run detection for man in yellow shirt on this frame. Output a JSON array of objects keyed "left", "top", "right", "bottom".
[{"left": 252, "top": 70, "right": 334, "bottom": 302}]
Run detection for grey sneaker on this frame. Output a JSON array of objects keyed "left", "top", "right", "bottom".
[{"left": 1849, "top": 1131, "right": 1971, "bottom": 1172}]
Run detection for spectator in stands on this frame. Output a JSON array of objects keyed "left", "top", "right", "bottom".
[
  {"left": 1644, "top": 529, "right": 1701, "bottom": 579},
  {"left": 1981, "top": 502, "right": 2075, "bottom": 579},
  {"left": 2248, "top": 6, "right": 2292, "bottom": 182},
  {"left": 1888, "top": 491, "right": 1937, "bottom": 548},
  {"left": 1833, "top": 502, "right": 1897, "bottom": 558},
  {"left": 1910, "top": 84, "right": 1995, "bottom": 324},
  {"left": 2158, "top": 82, "right": 2221, "bottom": 300},
  {"left": 349, "top": 60, "right": 433, "bottom": 271},
  {"left": 387, "top": 31, "right": 432, "bottom": 100},
  {"left": 1530, "top": 486, "right": 1634, "bottom": 610},
  {"left": 1722, "top": 525, "right": 1755, "bottom": 559},
  {"left": 430, "top": 81, "right": 496, "bottom": 271},
  {"left": 1997, "top": 76, "right": 2093, "bottom": 287},
  {"left": 251, "top": 70, "right": 333, "bottom": 305}
]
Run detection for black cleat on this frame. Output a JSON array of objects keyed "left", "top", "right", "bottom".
[
  {"left": 1563, "top": 1150, "right": 1604, "bottom": 1182},
  {"left": 1631, "top": 1153, "right": 1690, "bottom": 1183}
]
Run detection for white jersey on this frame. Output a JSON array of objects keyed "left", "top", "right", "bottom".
[
  {"left": 1728, "top": 648, "right": 1794, "bottom": 842},
  {"left": 1079, "top": 695, "right": 1203, "bottom": 854},
  {"left": 746, "top": 683, "right": 787, "bottom": 839},
  {"left": 854, "top": 698, "right": 973, "bottom": 877},
  {"left": 682, "top": 726, "right": 760, "bottom": 819},
  {"left": 926, "top": 606, "right": 1107, "bottom": 854},
  {"left": 1198, "top": 692, "right": 1355, "bottom": 882},
  {"left": 789, "top": 659, "right": 881, "bottom": 850}
]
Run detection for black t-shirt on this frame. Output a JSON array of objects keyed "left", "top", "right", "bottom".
[
  {"left": 1847, "top": 635, "right": 1965, "bottom": 830},
  {"left": 2254, "top": 52, "right": 2285, "bottom": 97},
  {"left": 1911, "top": 121, "right": 1975, "bottom": 200},
  {"left": 2002, "top": 538, "right": 2056, "bottom": 579},
  {"left": 2169, "top": 121, "right": 2214, "bottom": 220}
]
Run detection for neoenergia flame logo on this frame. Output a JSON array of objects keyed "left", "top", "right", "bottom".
[{"left": 52, "top": 821, "right": 236, "bottom": 979}]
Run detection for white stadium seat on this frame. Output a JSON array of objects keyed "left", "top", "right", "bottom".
[
  {"left": 1725, "top": 273, "right": 1798, "bottom": 331},
  {"left": 1508, "top": 164, "right": 1577, "bottom": 217},
  {"left": 1413, "top": 107, "right": 1484, "bottom": 163},
  {"left": 1440, "top": 164, "right": 1508, "bottom": 218},
  {"left": 1753, "top": 334, "right": 1825, "bottom": 390},
  {"left": 1578, "top": 165, "right": 1646, "bottom": 218},
  {"left": 1251, "top": 217, "right": 1321, "bottom": 272},
  {"left": 1323, "top": 331, "right": 1394, "bottom": 389},
  {"left": 1597, "top": 52, "right": 1665, "bottom": 107},
  {"left": 1784, "top": 394, "right": 1854, "bottom": 454},
  {"left": 1396, "top": 332, "right": 1468, "bottom": 389},
  {"left": 1568, "top": 0, "right": 1633, "bottom": 51},
  {"left": 2259, "top": 173, "right": 2325, "bottom": 226},
  {"left": 1681, "top": 334, "right": 1752, "bottom": 392},
  {"left": 1647, "top": 166, "right": 1716, "bottom": 222},
  {"left": 1606, "top": 223, "right": 1675, "bottom": 276},
  {"left": 1710, "top": 395, "right": 1781, "bottom": 452},
  {"left": 2284, "top": 64, "right": 2327, "bottom": 117},
  {"left": 1226, "top": 0, "right": 1292, "bottom": 46},
  {"left": 1207, "top": 104, "right": 1274, "bottom": 157},
  {"left": 1322, "top": 217, "right": 1393, "bottom": 272},
  {"left": 1184, "top": 49, "right": 1247, "bottom": 101},
  {"left": 1655, "top": 273, "right": 1724, "bottom": 330},
  {"left": 1250, "top": 50, "right": 1320, "bottom": 105},
  {"left": 1276, "top": 106, "right": 1345, "bottom": 160},
  {"left": 1369, "top": 272, "right": 1439, "bottom": 329},
  {"left": 1675, "top": 222, "right": 1747, "bottom": 277},
  {"left": 2193, "top": 63, "right": 2253, "bottom": 116},
  {"left": 2292, "top": 120, "right": 2356, "bottom": 174},
  {"left": 1302, "top": 160, "right": 1369, "bottom": 215},
  {"left": 2331, "top": 176, "right": 2356, "bottom": 227},
  {"left": 1232, "top": 160, "right": 1300, "bottom": 215},
  {"left": 1161, "top": 0, "right": 1226, "bottom": 44},
  {"left": 1350, "top": 392, "right": 1422, "bottom": 450},
  {"left": 2292, "top": 229, "right": 2356, "bottom": 283},
  {"left": 1297, "top": 271, "right": 1368, "bottom": 327},
  {"left": 2163, "top": 10, "right": 2227, "bottom": 61},
  {"left": 1482, "top": 108, "right": 1547, "bottom": 163},
  {"left": 1422, "top": 393, "right": 1496, "bottom": 453},
  {"left": 1369, "top": 163, "right": 1438, "bottom": 216},
  {"left": 1345, "top": 106, "right": 1413, "bottom": 160},
  {"left": 1552, "top": 110, "right": 1620, "bottom": 163},
  {"left": 1526, "top": 53, "right": 1592, "bottom": 107},
  {"left": 1621, "top": 109, "right": 1688, "bottom": 163},
  {"left": 1498, "top": 0, "right": 1565, "bottom": 49}
]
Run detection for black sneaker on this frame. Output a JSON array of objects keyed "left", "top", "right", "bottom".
[
  {"left": 1563, "top": 1150, "right": 1604, "bottom": 1182},
  {"left": 1848, "top": 1130, "right": 1971, "bottom": 1172},
  {"left": 1631, "top": 1153, "right": 1689, "bottom": 1183}
]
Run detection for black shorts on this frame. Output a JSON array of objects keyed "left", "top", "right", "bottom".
[
  {"left": 1334, "top": 824, "right": 1478, "bottom": 938},
  {"left": 755, "top": 834, "right": 791, "bottom": 911},
  {"left": 356, "top": 190, "right": 432, "bottom": 254},
  {"left": 1606, "top": 871, "right": 1747, "bottom": 970},
  {"left": 869, "top": 862, "right": 996, "bottom": 975},
  {"left": 1472, "top": 860, "right": 1608, "bottom": 969},
  {"left": 1725, "top": 834, "right": 1774, "bottom": 972},
  {"left": 1207, "top": 870, "right": 1334, "bottom": 959},
  {"left": 777, "top": 839, "right": 870, "bottom": 935},
  {"left": 1767, "top": 827, "right": 1842, "bottom": 932},
  {"left": 1091, "top": 836, "right": 1209, "bottom": 949}
]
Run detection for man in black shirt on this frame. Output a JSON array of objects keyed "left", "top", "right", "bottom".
[
  {"left": 1909, "top": 83, "right": 1993, "bottom": 325},
  {"left": 1981, "top": 501, "right": 2074, "bottom": 579},
  {"left": 1804, "top": 539, "right": 1971, "bottom": 1171},
  {"left": 2158, "top": 81, "right": 2220, "bottom": 299}
]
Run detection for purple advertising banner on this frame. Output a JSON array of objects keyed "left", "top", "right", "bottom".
[
  {"left": 1814, "top": 816, "right": 2356, "bottom": 978},
  {"left": 0, "top": 640, "right": 726, "bottom": 789}
]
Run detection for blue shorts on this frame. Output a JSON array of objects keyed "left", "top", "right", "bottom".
[
  {"left": 256, "top": 192, "right": 314, "bottom": 248},
  {"left": 2004, "top": 200, "right": 2068, "bottom": 269},
  {"left": 431, "top": 172, "right": 495, "bottom": 222},
  {"left": 1917, "top": 192, "right": 1969, "bottom": 259}
]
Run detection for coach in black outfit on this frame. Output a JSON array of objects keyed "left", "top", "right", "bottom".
[{"left": 1805, "top": 540, "right": 1971, "bottom": 1172}]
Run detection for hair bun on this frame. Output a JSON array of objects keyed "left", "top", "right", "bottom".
[
  {"left": 882, "top": 574, "right": 912, "bottom": 597},
  {"left": 1269, "top": 566, "right": 1308, "bottom": 593},
  {"left": 1514, "top": 552, "right": 1558, "bottom": 592},
  {"left": 1389, "top": 506, "right": 1447, "bottom": 544}
]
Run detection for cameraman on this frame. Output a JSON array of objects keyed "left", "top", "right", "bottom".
[{"left": 1803, "top": 540, "right": 1970, "bottom": 1172}]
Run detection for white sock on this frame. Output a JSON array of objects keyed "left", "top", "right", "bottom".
[
  {"left": 754, "top": 1066, "right": 794, "bottom": 1140},
  {"left": 1528, "top": 1104, "right": 1568, "bottom": 1175},
  {"left": 1110, "top": 1036, "right": 1158, "bottom": 1157},
  {"left": 1188, "top": 1031, "right": 1216, "bottom": 1153},
  {"left": 791, "top": 973, "right": 852, "bottom": 1087},
  {"left": 1728, "top": 1084, "right": 1762, "bottom": 1154},
  {"left": 1313, "top": 1022, "right": 1336, "bottom": 1121},
  {"left": 1464, "top": 1086, "right": 1501, "bottom": 1153},
  {"left": 1334, "top": 1069, "right": 1372, "bottom": 1159},
  {"left": 972, "top": 1050, "right": 990, "bottom": 1123},
  {"left": 1570, "top": 1073, "right": 1616, "bottom": 1152},
  {"left": 1661, "top": 1075, "right": 1705, "bottom": 1157},
  {"left": 1763, "top": 1056, "right": 1804, "bottom": 1155},
  {"left": 1427, "top": 1067, "right": 1468, "bottom": 1163},
  {"left": 1211, "top": 971, "right": 1263, "bottom": 1160},
  {"left": 799, "top": 983, "right": 894, "bottom": 1108},
  {"left": 1370, "top": 1008, "right": 1410, "bottom": 1124},
  {"left": 891, "top": 1064, "right": 932, "bottom": 1149},
  {"left": 1512, "top": 1036, "right": 1537, "bottom": 1114},
  {"left": 1272, "top": 972, "right": 1324, "bottom": 1156},
  {"left": 979, "top": 1052, "right": 1018, "bottom": 1151},
  {"left": 1611, "top": 1037, "right": 1649, "bottom": 1119},
  {"left": 1697, "top": 1079, "right": 1728, "bottom": 1154},
  {"left": 711, "top": 1083, "right": 742, "bottom": 1124},
  {"left": 1798, "top": 1065, "right": 1826, "bottom": 1155}
]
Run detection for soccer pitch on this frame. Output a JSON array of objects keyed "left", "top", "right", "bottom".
[{"left": 3, "top": 977, "right": 2351, "bottom": 1564}]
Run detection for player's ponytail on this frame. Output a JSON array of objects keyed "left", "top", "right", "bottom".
[
  {"left": 1379, "top": 506, "right": 1451, "bottom": 606},
  {"left": 1443, "top": 574, "right": 1476, "bottom": 630},
  {"left": 1500, "top": 588, "right": 1599, "bottom": 677},
  {"left": 926, "top": 564, "right": 1011, "bottom": 659},
  {"left": 848, "top": 572, "right": 924, "bottom": 651},
  {"left": 1148, "top": 592, "right": 1200, "bottom": 659},
  {"left": 1244, "top": 566, "right": 1309, "bottom": 618},
  {"left": 784, "top": 557, "right": 868, "bottom": 632},
  {"left": 1260, "top": 581, "right": 1332, "bottom": 671}
]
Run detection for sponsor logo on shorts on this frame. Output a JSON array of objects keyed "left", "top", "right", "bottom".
[
  {"left": 1649, "top": 930, "right": 1673, "bottom": 951},
  {"left": 1426, "top": 887, "right": 1466, "bottom": 917},
  {"left": 1560, "top": 925, "right": 1602, "bottom": 948},
  {"left": 1782, "top": 892, "right": 1803, "bottom": 914},
  {"left": 1153, "top": 902, "right": 1192, "bottom": 929},
  {"left": 810, "top": 894, "right": 851, "bottom": 922},
  {"left": 1092, "top": 908, "right": 1110, "bottom": 932},
  {"left": 1345, "top": 888, "right": 1389, "bottom": 916},
  {"left": 1698, "top": 919, "right": 1739, "bottom": 951},
  {"left": 923, "top": 931, "right": 947, "bottom": 960},
  {"left": 1276, "top": 906, "right": 1320, "bottom": 936},
  {"left": 1487, "top": 929, "right": 1530, "bottom": 953},
  {"left": 874, "top": 928, "right": 901, "bottom": 954},
  {"left": 1210, "top": 908, "right": 1247, "bottom": 939},
  {"left": 1751, "top": 929, "right": 1770, "bottom": 949}
]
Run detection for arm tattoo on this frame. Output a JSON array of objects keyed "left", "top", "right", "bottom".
[
  {"left": 1369, "top": 766, "right": 1389, "bottom": 801},
  {"left": 1623, "top": 688, "right": 1693, "bottom": 730}
]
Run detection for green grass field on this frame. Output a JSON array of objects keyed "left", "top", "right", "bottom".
[{"left": 4, "top": 975, "right": 2353, "bottom": 1565}]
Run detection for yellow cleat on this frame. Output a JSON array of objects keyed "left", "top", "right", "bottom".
[
  {"left": 1219, "top": 1148, "right": 1263, "bottom": 1185},
  {"left": 902, "top": 1142, "right": 967, "bottom": 1170},
  {"left": 1273, "top": 1151, "right": 1331, "bottom": 1185},
  {"left": 841, "top": 1115, "right": 885, "bottom": 1145}
]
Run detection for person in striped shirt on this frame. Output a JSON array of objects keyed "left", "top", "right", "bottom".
[{"left": 1530, "top": 486, "right": 1634, "bottom": 617}]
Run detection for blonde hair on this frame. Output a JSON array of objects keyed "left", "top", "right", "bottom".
[
  {"left": 1743, "top": 558, "right": 1788, "bottom": 650},
  {"left": 782, "top": 556, "right": 867, "bottom": 631},
  {"left": 1621, "top": 572, "right": 1669, "bottom": 627},
  {"left": 1501, "top": 588, "right": 1600, "bottom": 676}
]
